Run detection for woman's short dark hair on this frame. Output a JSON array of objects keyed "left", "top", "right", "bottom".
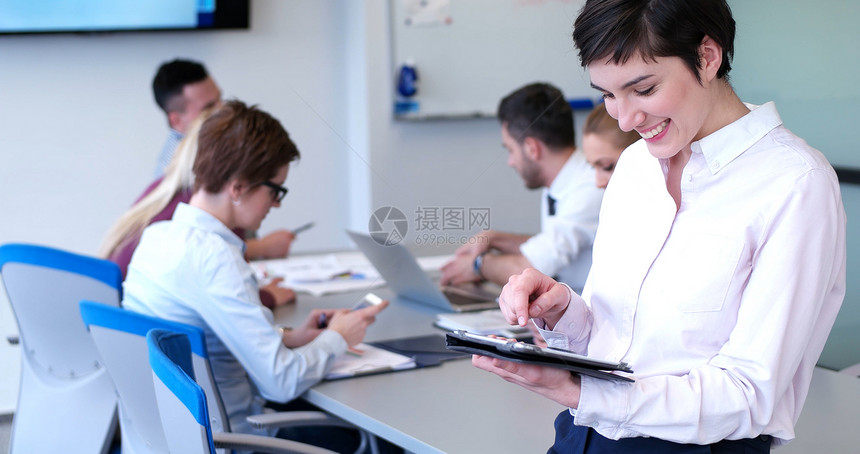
[
  {"left": 194, "top": 100, "right": 300, "bottom": 193},
  {"left": 497, "top": 82, "right": 575, "bottom": 150},
  {"left": 572, "top": 0, "right": 736, "bottom": 83}
]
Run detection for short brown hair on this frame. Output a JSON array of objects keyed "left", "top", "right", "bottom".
[
  {"left": 572, "top": 0, "right": 735, "bottom": 83},
  {"left": 583, "top": 103, "right": 639, "bottom": 151},
  {"left": 194, "top": 100, "right": 300, "bottom": 193}
]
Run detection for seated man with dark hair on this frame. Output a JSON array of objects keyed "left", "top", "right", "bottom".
[
  {"left": 441, "top": 82, "right": 604, "bottom": 292},
  {"left": 151, "top": 58, "right": 221, "bottom": 178}
]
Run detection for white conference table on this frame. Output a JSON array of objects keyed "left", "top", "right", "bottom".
[{"left": 273, "top": 267, "right": 860, "bottom": 454}]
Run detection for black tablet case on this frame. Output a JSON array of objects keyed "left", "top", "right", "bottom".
[{"left": 445, "top": 331, "right": 634, "bottom": 383}]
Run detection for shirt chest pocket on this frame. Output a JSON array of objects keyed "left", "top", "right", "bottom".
[{"left": 653, "top": 234, "right": 745, "bottom": 313}]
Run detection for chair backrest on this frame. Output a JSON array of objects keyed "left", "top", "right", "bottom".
[
  {"left": 0, "top": 243, "right": 121, "bottom": 454},
  {"left": 80, "top": 301, "right": 229, "bottom": 454},
  {"left": 0, "top": 243, "right": 122, "bottom": 378},
  {"left": 148, "top": 329, "right": 216, "bottom": 454}
]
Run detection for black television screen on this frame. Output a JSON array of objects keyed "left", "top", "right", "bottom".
[{"left": 0, "top": 0, "right": 249, "bottom": 35}]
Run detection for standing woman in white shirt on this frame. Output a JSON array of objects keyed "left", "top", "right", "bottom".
[
  {"left": 123, "top": 100, "right": 387, "bottom": 441},
  {"left": 472, "top": 1, "right": 847, "bottom": 453}
]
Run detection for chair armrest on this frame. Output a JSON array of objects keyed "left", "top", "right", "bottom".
[
  {"left": 246, "top": 410, "right": 379, "bottom": 453},
  {"left": 246, "top": 410, "right": 356, "bottom": 430},
  {"left": 213, "top": 431, "right": 338, "bottom": 454}
]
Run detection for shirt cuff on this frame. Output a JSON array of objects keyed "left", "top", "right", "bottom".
[
  {"left": 314, "top": 328, "right": 349, "bottom": 355},
  {"left": 519, "top": 234, "right": 560, "bottom": 276},
  {"left": 574, "top": 375, "right": 635, "bottom": 440},
  {"left": 535, "top": 283, "right": 591, "bottom": 353}
]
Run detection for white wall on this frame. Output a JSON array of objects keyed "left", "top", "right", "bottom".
[
  {"left": 0, "top": 1, "right": 358, "bottom": 255},
  {"left": 0, "top": 0, "right": 557, "bottom": 256}
]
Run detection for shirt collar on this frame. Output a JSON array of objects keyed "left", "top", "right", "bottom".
[
  {"left": 693, "top": 102, "right": 783, "bottom": 175},
  {"left": 172, "top": 203, "right": 246, "bottom": 253},
  {"left": 169, "top": 128, "right": 184, "bottom": 141}
]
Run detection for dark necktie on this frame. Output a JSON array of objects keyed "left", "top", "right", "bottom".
[{"left": 547, "top": 195, "right": 557, "bottom": 216}]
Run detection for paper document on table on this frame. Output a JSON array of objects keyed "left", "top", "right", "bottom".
[
  {"left": 253, "top": 253, "right": 384, "bottom": 296},
  {"left": 325, "top": 343, "right": 417, "bottom": 380}
]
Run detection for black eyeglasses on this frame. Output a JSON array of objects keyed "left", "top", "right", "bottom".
[{"left": 259, "top": 181, "right": 288, "bottom": 203}]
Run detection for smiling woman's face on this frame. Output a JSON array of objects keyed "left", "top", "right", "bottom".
[{"left": 588, "top": 54, "right": 712, "bottom": 161}]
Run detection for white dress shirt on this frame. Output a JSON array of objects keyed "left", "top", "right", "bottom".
[
  {"left": 520, "top": 151, "right": 604, "bottom": 292},
  {"left": 123, "top": 203, "right": 347, "bottom": 435},
  {"left": 539, "top": 102, "right": 846, "bottom": 445}
]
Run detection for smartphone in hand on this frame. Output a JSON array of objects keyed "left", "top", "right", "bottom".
[
  {"left": 319, "top": 293, "right": 385, "bottom": 329},
  {"left": 352, "top": 293, "right": 384, "bottom": 311}
]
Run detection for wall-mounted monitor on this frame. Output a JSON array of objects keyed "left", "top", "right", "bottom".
[{"left": 0, "top": 0, "right": 249, "bottom": 35}]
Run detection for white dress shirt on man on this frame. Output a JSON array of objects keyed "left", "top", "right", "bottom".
[{"left": 520, "top": 151, "right": 604, "bottom": 292}]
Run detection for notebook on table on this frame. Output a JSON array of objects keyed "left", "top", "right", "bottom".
[
  {"left": 324, "top": 343, "right": 416, "bottom": 380},
  {"left": 346, "top": 230, "right": 500, "bottom": 312}
]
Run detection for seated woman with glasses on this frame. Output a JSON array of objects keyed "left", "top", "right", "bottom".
[
  {"left": 122, "top": 100, "right": 388, "bottom": 443},
  {"left": 99, "top": 107, "right": 295, "bottom": 307}
]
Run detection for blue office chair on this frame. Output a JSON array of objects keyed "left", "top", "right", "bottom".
[
  {"left": 80, "top": 301, "right": 227, "bottom": 454},
  {"left": 147, "top": 329, "right": 340, "bottom": 454},
  {"left": 81, "top": 302, "right": 370, "bottom": 454},
  {"left": 0, "top": 243, "right": 121, "bottom": 454}
]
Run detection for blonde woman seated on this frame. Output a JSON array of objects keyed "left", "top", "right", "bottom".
[
  {"left": 581, "top": 102, "right": 641, "bottom": 188},
  {"left": 99, "top": 109, "right": 295, "bottom": 307}
]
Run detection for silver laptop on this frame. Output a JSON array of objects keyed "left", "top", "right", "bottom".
[{"left": 347, "top": 230, "right": 500, "bottom": 312}]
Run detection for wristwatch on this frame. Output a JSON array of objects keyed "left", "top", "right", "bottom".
[
  {"left": 473, "top": 252, "right": 487, "bottom": 280},
  {"left": 277, "top": 325, "right": 291, "bottom": 337}
]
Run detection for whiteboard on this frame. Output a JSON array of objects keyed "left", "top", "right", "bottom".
[
  {"left": 389, "top": 0, "right": 860, "bottom": 169},
  {"left": 389, "top": 0, "right": 594, "bottom": 120}
]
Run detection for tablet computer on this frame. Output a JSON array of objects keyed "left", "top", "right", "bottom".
[{"left": 445, "top": 330, "right": 634, "bottom": 383}]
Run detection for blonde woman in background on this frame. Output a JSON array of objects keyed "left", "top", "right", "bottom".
[
  {"left": 581, "top": 102, "right": 640, "bottom": 189},
  {"left": 99, "top": 109, "right": 296, "bottom": 308}
]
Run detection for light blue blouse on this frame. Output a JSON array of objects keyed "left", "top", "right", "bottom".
[{"left": 123, "top": 203, "right": 347, "bottom": 435}]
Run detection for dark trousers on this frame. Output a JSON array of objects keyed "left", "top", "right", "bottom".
[{"left": 548, "top": 410, "right": 771, "bottom": 454}]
